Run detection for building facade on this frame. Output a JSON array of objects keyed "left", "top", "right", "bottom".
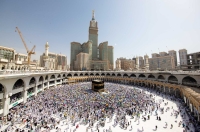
[
  {"left": 168, "top": 50, "right": 177, "bottom": 66},
  {"left": 70, "top": 11, "right": 114, "bottom": 71},
  {"left": 0, "top": 46, "right": 30, "bottom": 70},
  {"left": 179, "top": 49, "right": 187, "bottom": 65},
  {"left": 116, "top": 58, "right": 135, "bottom": 71},
  {"left": 138, "top": 56, "right": 144, "bottom": 69},
  {"left": 149, "top": 50, "right": 178, "bottom": 70},
  {"left": 74, "top": 52, "right": 90, "bottom": 70},
  {"left": 40, "top": 42, "right": 67, "bottom": 70},
  {"left": 149, "top": 56, "right": 175, "bottom": 70},
  {"left": 186, "top": 52, "right": 200, "bottom": 70}
]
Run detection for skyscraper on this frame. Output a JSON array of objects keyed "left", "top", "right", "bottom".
[{"left": 70, "top": 11, "right": 114, "bottom": 71}]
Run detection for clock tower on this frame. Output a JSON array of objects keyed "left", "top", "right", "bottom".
[{"left": 89, "top": 10, "right": 98, "bottom": 60}]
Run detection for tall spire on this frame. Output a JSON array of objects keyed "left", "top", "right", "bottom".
[{"left": 92, "top": 10, "right": 95, "bottom": 20}]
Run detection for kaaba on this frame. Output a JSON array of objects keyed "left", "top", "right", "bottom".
[{"left": 92, "top": 80, "right": 104, "bottom": 92}]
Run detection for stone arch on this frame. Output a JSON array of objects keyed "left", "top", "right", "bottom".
[
  {"left": 39, "top": 76, "right": 43, "bottom": 82},
  {"left": 80, "top": 73, "right": 83, "bottom": 76},
  {"left": 117, "top": 73, "right": 121, "bottom": 76},
  {"left": 168, "top": 75, "right": 178, "bottom": 84},
  {"left": 74, "top": 73, "right": 78, "bottom": 76},
  {"left": 158, "top": 75, "right": 165, "bottom": 80},
  {"left": 11, "top": 66, "right": 14, "bottom": 70},
  {"left": 45, "top": 75, "right": 48, "bottom": 80},
  {"left": 148, "top": 74, "right": 155, "bottom": 79},
  {"left": 57, "top": 74, "right": 61, "bottom": 78},
  {"left": 130, "top": 74, "right": 136, "bottom": 78},
  {"left": 106, "top": 73, "right": 110, "bottom": 76},
  {"left": 0, "top": 83, "right": 5, "bottom": 93},
  {"left": 160, "top": 85, "right": 164, "bottom": 93},
  {"left": 169, "top": 87, "right": 175, "bottom": 95},
  {"left": 13, "top": 79, "right": 25, "bottom": 90},
  {"left": 123, "top": 74, "right": 128, "bottom": 78},
  {"left": 112, "top": 73, "right": 115, "bottom": 76},
  {"left": 175, "top": 88, "right": 182, "bottom": 98},
  {"left": 165, "top": 86, "right": 169, "bottom": 94},
  {"left": 29, "top": 77, "right": 36, "bottom": 85},
  {"left": 141, "top": 82, "right": 145, "bottom": 87},
  {"left": 96, "top": 73, "right": 99, "bottom": 76},
  {"left": 182, "top": 76, "right": 197, "bottom": 87},
  {"left": 63, "top": 74, "right": 66, "bottom": 78},
  {"left": 2, "top": 65, "right": 5, "bottom": 70},
  {"left": 90, "top": 73, "right": 94, "bottom": 76},
  {"left": 67, "top": 74, "right": 72, "bottom": 77},
  {"left": 156, "top": 84, "right": 161, "bottom": 92},
  {"left": 85, "top": 73, "right": 89, "bottom": 76},
  {"left": 139, "top": 74, "right": 145, "bottom": 78},
  {"left": 101, "top": 73, "right": 105, "bottom": 76},
  {"left": 50, "top": 75, "right": 55, "bottom": 79}
]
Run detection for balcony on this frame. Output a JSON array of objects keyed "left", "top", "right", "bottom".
[
  {"left": 0, "top": 58, "right": 8, "bottom": 63},
  {"left": 15, "top": 60, "right": 22, "bottom": 64}
]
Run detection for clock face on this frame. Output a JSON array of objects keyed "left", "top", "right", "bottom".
[{"left": 91, "top": 21, "right": 96, "bottom": 27}]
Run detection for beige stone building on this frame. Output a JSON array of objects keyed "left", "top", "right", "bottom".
[
  {"left": 149, "top": 52, "right": 175, "bottom": 70},
  {"left": 115, "top": 59, "right": 121, "bottom": 70},
  {"left": 138, "top": 56, "right": 144, "bottom": 69},
  {"left": 116, "top": 58, "right": 135, "bottom": 71},
  {"left": 0, "top": 46, "right": 31, "bottom": 70},
  {"left": 70, "top": 11, "right": 114, "bottom": 71},
  {"left": 168, "top": 50, "right": 177, "bottom": 66},
  {"left": 148, "top": 50, "right": 177, "bottom": 71},
  {"left": 74, "top": 52, "right": 90, "bottom": 70},
  {"left": 179, "top": 49, "right": 187, "bottom": 65},
  {"left": 40, "top": 42, "right": 67, "bottom": 70}
]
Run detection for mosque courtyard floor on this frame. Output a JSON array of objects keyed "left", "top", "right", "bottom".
[{"left": 5, "top": 82, "right": 196, "bottom": 132}]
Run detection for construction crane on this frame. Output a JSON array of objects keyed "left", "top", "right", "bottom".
[{"left": 15, "top": 27, "right": 36, "bottom": 67}]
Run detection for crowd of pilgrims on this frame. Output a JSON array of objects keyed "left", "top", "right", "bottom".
[{"left": 0, "top": 82, "right": 194, "bottom": 132}]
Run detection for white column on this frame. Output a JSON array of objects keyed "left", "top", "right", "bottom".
[
  {"left": 35, "top": 83, "right": 38, "bottom": 96},
  {"left": 23, "top": 90, "right": 27, "bottom": 104},
  {"left": 42, "top": 82, "right": 44, "bottom": 91},
  {"left": 3, "top": 95, "right": 10, "bottom": 116},
  {"left": 47, "top": 81, "right": 49, "bottom": 89}
]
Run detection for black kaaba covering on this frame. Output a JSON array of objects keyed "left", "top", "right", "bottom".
[{"left": 92, "top": 80, "right": 104, "bottom": 92}]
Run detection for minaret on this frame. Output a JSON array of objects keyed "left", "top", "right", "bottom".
[
  {"left": 45, "top": 41, "right": 49, "bottom": 57},
  {"left": 136, "top": 56, "right": 139, "bottom": 70},
  {"left": 44, "top": 41, "right": 49, "bottom": 69},
  {"left": 144, "top": 54, "right": 149, "bottom": 71}
]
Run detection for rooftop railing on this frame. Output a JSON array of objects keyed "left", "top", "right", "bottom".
[{"left": 0, "top": 69, "right": 200, "bottom": 76}]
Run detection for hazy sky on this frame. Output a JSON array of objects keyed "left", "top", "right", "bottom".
[{"left": 0, "top": 0, "right": 200, "bottom": 65}]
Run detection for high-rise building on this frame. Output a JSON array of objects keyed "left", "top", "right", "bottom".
[
  {"left": 168, "top": 50, "right": 177, "bottom": 66},
  {"left": 179, "top": 49, "right": 187, "bottom": 65},
  {"left": 138, "top": 56, "right": 144, "bottom": 69},
  {"left": 70, "top": 11, "right": 114, "bottom": 71}
]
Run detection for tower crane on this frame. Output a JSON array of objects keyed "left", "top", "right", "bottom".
[{"left": 15, "top": 27, "right": 36, "bottom": 67}]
